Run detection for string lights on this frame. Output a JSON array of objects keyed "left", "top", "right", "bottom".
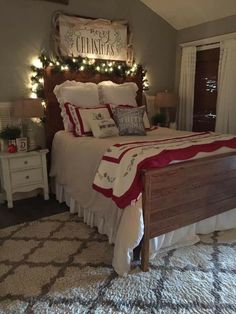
[{"left": 30, "top": 54, "right": 149, "bottom": 104}]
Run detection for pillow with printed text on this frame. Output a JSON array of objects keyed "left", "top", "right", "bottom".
[
  {"left": 112, "top": 106, "right": 146, "bottom": 136},
  {"left": 87, "top": 113, "right": 119, "bottom": 138}
]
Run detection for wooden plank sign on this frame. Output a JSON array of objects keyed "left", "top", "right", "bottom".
[{"left": 58, "top": 14, "right": 128, "bottom": 61}]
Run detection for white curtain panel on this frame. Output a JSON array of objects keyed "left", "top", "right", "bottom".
[
  {"left": 215, "top": 39, "right": 236, "bottom": 134},
  {"left": 178, "top": 46, "right": 197, "bottom": 131}
]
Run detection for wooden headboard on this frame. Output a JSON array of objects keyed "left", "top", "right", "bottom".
[{"left": 43, "top": 66, "right": 144, "bottom": 150}]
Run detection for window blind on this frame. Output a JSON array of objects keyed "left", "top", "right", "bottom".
[{"left": 0, "top": 102, "right": 12, "bottom": 130}]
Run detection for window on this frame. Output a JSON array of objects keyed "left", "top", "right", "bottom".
[{"left": 192, "top": 48, "right": 220, "bottom": 132}]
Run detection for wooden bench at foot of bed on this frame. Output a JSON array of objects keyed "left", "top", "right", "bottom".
[{"left": 141, "top": 152, "right": 236, "bottom": 271}]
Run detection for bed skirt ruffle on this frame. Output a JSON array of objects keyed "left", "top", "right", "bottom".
[{"left": 53, "top": 180, "right": 236, "bottom": 276}]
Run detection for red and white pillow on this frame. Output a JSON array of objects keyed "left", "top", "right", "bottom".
[
  {"left": 53, "top": 81, "right": 100, "bottom": 132},
  {"left": 64, "top": 103, "right": 111, "bottom": 137},
  {"left": 106, "top": 104, "right": 151, "bottom": 129}
]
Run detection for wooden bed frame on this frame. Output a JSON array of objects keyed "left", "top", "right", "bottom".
[
  {"left": 141, "top": 152, "right": 236, "bottom": 271},
  {"left": 43, "top": 66, "right": 236, "bottom": 272}
]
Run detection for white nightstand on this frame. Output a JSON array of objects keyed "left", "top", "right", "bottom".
[{"left": 0, "top": 149, "right": 49, "bottom": 208}]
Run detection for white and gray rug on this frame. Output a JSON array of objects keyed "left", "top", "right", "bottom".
[{"left": 0, "top": 212, "right": 236, "bottom": 314}]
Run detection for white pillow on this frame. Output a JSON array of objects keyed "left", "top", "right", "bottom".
[
  {"left": 54, "top": 81, "right": 99, "bottom": 106},
  {"left": 98, "top": 81, "right": 138, "bottom": 107},
  {"left": 87, "top": 116, "right": 119, "bottom": 138},
  {"left": 53, "top": 81, "right": 100, "bottom": 131}
]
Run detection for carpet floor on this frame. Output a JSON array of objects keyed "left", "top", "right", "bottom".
[{"left": 0, "top": 212, "right": 236, "bottom": 314}]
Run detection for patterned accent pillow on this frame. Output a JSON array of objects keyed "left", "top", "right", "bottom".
[
  {"left": 112, "top": 106, "right": 146, "bottom": 136},
  {"left": 106, "top": 104, "right": 151, "bottom": 129},
  {"left": 87, "top": 115, "right": 119, "bottom": 138},
  {"left": 64, "top": 103, "right": 111, "bottom": 136}
]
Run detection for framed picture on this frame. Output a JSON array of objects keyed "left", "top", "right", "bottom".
[{"left": 16, "top": 138, "right": 28, "bottom": 152}]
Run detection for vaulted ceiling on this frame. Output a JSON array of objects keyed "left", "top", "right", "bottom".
[{"left": 140, "top": 0, "right": 236, "bottom": 30}]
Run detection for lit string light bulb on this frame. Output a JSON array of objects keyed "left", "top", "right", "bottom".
[
  {"left": 61, "top": 65, "right": 69, "bottom": 71},
  {"left": 32, "top": 57, "right": 43, "bottom": 69},
  {"left": 41, "top": 100, "right": 46, "bottom": 108},
  {"left": 30, "top": 92, "right": 37, "bottom": 99},
  {"left": 32, "top": 83, "right": 39, "bottom": 92},
  {"left": 131, "top": 63, "right": 137, "bottom": 73},
  {"left": 88, "top": 59, "right": 96, "bottom": 65},
  {"left": 143, "top": 74, "right": 150, "bottom": 90}
]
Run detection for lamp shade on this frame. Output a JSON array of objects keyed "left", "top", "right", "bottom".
[
  {"left": 13, "top": 98, "right": 44, "bottom": 118},
  {"left": 156, "top": 91, "right": 178, "bottom": 108}
]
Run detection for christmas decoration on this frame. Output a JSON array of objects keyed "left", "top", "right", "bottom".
[
  {"left": 0, "top": 125, "right": 21, "bottom": 141},
  {"left": 7, "top": 144, "right": 17, "bottom": 153},
  {"left": 30, "top": 54, "right": 149, "bottom": 104}
]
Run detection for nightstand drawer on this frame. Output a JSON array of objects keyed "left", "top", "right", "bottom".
[
  {"left": 0, "top": 149, "right": 49, "bottom": 208},
  {"left": 9, "top": 155, "right": 41, "bottom": 170},
  {"left": 11, "top": 168, "right": 43, "bottom": 187}
]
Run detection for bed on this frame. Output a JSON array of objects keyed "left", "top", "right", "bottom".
[{"left": 44, "top": 66, "right": 236, "bottom": 276}]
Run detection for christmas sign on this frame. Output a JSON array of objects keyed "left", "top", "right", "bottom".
[{"left": 58, "top": 14, "right": 128, "bottom": 61}]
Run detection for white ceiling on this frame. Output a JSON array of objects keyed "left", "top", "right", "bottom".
[{"left": 140, "top": 0, "right": 236, "bottom": 30}]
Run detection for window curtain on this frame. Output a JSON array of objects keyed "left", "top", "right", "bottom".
[
  {"left": 178, "top": 46, "right": 197, "bottom": 131},
  {"left": 215, "top": 39, "right": 236, "bottom": 134}
]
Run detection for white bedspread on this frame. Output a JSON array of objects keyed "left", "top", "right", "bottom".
[{"left": 50, "top": 128, "right": 236, "bottom": 275}]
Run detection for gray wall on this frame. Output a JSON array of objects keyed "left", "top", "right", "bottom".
[
  {"left": 0, "top": 0, "right": 177, "bottom": 101},
  {"left": 177, "top": 15, "right": 236, "bottom": 44},
  {"left": 175, "top": 15, "right": 236, "bottom": 90}
]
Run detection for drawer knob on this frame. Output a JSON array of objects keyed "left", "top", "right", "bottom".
[
  {"left": 24, "top": 161, "right": 28, "bottom": 165},
  {"left": 25, "top": 175, "right": 29, "bottom": 179}
]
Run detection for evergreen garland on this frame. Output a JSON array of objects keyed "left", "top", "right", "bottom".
[{"left": 30, "top": 54, "right": 149, "bottom": 102}]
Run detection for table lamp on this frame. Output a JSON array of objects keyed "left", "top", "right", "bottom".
[
  {"left": 12, "top": 98, "right": 44, "bottom": 151},
  {"left": 155, "top": 90, "right": 178, "bottom": 126}
]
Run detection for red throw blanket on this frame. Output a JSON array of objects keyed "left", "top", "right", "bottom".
[{"left": 93, "top": 132, "right": 236, "bottom": 208}]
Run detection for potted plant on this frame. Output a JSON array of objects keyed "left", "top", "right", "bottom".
[
  {"left": 0, "top": 125, "right": 21, "bottom": 152},
  {"left": 152, "top": 112, "right": 167, "bottom": 127}
]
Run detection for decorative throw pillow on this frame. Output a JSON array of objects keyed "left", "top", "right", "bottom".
[
  {"left": 106, "top": 104, "right": 151, "bottom": 130},
  {"left": 64, "top": 103, "right": 111, "bottom": 136},
  {"left": 87, "top": 115, "right": 119, "bottom": 138},
  {"left": 53, "top": 81, "right": 99, "bottom": 132},
  {"left": 112, "top": 106, "right": 146, "bottom": 136},
  {"left": 98, "top": 81, "right": 138, "bottom": 106}
]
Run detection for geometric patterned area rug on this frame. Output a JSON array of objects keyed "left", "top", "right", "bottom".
[{"left": 0, "top": 212, "right": 236, "bottom": 314}]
